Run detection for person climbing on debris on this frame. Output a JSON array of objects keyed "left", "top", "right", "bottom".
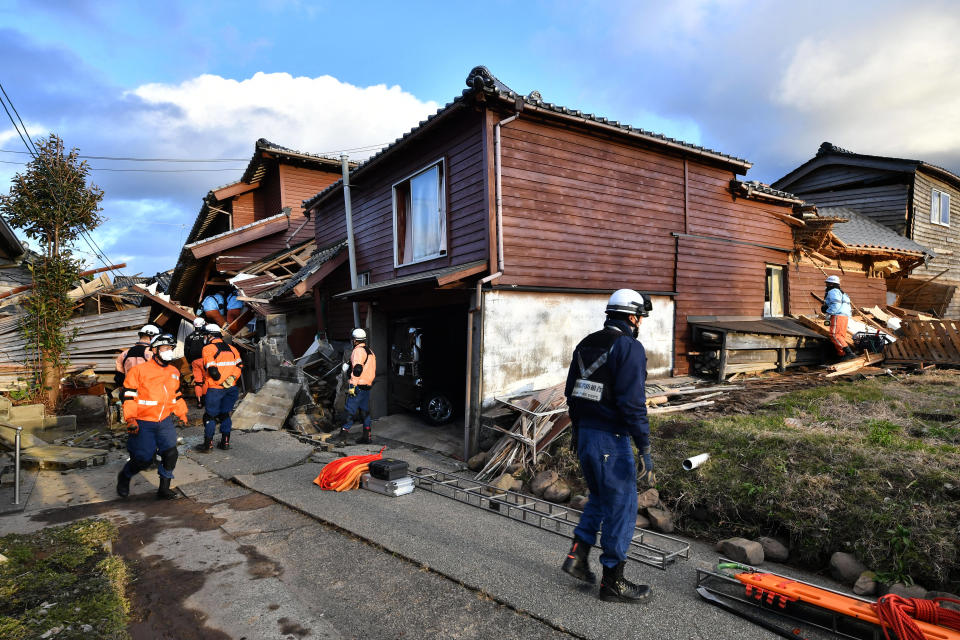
[
  {"left": 195, "top": 324, "right": 242, "bottom": 453},
  {"left": 561, "top": 289, "right": 654, "bottom": 604},
  {"left": 184, "top": 317, "right": 208, "bottom": 408},
  {"left": 114, "top": 324, "right": 160, "bottom": 386},
  {"left": 335, "top": 328, "right": 376, "bottom": 445},
  {"left": 117, "top": 333, "right": 187, "bottom": 500},
  {"left": 822, "top": 275, "right": 856, "bottom": 360}
]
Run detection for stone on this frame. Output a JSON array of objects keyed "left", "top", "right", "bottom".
[
  {"left": 719, "top": 538, "right": 764, "bottom": 565},
  {"left": 9, "top": 403, "right": 44, "bottom": 422},
  {"left": 885, "top": 582, "right": 927, "bottom": 599},
  {"left": 490, "top": 474, "right": 515, "bottom": 492},
  {"left": 783, "top": 418, "right": 803, "bottom": 428},
  {"left": 530, "top": 470, "right": 559, "bottom": 496},
  {"left": 61, "top": 395, "right": 107, "bottom": 427},
  {"left": 467, "top": 451, "right": 488, "bottom": 471},
  {"left": 636, "top": 514, "right": 651, "bottom": 529},
  {"left": 287, "top": 414, "right": 319, "bottom": 435},
  {"left": 637, "top": 488, "right": 659, "bottom": 510},
  {"left": 569, "top": 494, "right": 588, "bottom": 510},
  {"left": 510, "top": 477, "right": 524, "bottom": 492},
  {"left": 0, "top": 394, "right": 10, "bottom": 419},
  {"left": 0, "top": 553, "right": 7, "bottom": 564},
  {"left": 853, "top": 571, "right": 878, "bottom": 596},
  {"left": 543, "top": 479, "right": 571, "bottom": 503},
  {"left": 830, "top": 552, "right": 867, "bottom": 586},
  {"left": 645, "top": 507, "right": 675, "bottom": 533},
  {"left": 757, "top": 536, "right": 789, "bottom": 562},
  {"left": 265, "top": 314, "right": 287, "bottom": 337}
]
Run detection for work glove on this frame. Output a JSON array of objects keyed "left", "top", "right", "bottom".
[
  {"left": 820, "top": 303, "right": 828, "bottom": 314},
  {"left": 637, "top": 446, "right": 656, "bottom": 486},
  {"left": 126, "top": 421, "right": 139, "bottom": 435},
  {"left": 341, "top": 362, "right": 350, "bottom": 373},
  {"left": 206, "top": 366, "right": 221, "bottom": 381},
  {"left": 347, "top": 384, "right": 357, "bottom": 397}
]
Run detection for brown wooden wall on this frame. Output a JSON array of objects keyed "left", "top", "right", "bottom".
[
  {"left": 313, "top": 107, "right": 488, "bottom": 284},
  {"left": 787, "top": 262, "right": 887, "bottom": 317},
  {"left": 280, "top": 164, "right": 340, "bottom": 217},
  {"left": 497, "top": 116, "right": 685, "bottom": 291},
  {"left": 233, "top": 192, "right": 255, "bottom": 227}
]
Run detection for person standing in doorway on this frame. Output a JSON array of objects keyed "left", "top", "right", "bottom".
[
  {"left": 335, "top": 328, "right": 376, "bottom": 445},
  {"left": 560, "top": 289, "right": 654, "bottom": 604},
  {"left": 822, "top": 275, "right": 856, "bottom": 359}
]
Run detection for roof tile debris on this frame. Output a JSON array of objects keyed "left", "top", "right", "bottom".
[{"left": 820, "top": 207, "right": 933, "bottom": 256}]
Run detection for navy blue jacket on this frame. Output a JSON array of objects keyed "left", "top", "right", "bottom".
[{"left": 564, "top": 318, "right": 650, "bottom": 450}]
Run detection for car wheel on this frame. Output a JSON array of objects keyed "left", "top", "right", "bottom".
[{"left": 423, "top": 392, "right": 453, "bottom": 426}]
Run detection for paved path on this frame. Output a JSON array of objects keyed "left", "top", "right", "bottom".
[{"left": 1, "top": 425, "right": 847, "bottom": 639}]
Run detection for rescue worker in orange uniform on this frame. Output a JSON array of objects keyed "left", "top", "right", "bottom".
[
  {"left": 184, "top": 317, "right": 208, "bottom": 408},
  {"left": 113, "top": 324, "right": 160, "bottom": 386},
  {"left": 195, "top": 324, "right": 242, "bottom": 452},
  {"left": 116, "top": 333, "right": 188, "bottom": 500},
  {"left": 334, "top": 328, "right": 376, "bottom": 445}
]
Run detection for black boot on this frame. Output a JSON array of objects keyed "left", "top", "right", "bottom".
[
  {"left": 598, "top": 562, "right": 651, "bottom": 603},
  {"left": 157, "top": 477, "right": 178, "bottom": 500},
  {"left": 333, "top": 429, "right": 351, "bottom": 445},
  {"left": 116, "top": 471, "right": 131, "bottom": 498},
  {"left": 217, "top": 433, "right": 230, "bottom": 450},
  {"left": 843, "top": 346, "right": 857, "bottom": 359},
  {"left": 194, "top": 437, "right": 213, "bottom": 453},
  {"left": 561, "top": 538, "right": 596, "bottom": 584},
  {"left": 355, "top": 429, "right": 372, "bottom": 445}
]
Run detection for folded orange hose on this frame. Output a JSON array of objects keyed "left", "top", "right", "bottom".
[{"left": 313, "top": 446, "right": 386, "bottom": 491}]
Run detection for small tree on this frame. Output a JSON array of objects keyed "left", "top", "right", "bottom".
[{"left": 0, "top": 134, "right": 104, "bottom": 407}]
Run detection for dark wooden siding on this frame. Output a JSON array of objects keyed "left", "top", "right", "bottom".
[
  {"left": 788, "top": 263, "right": 886, "bottom": 316},
  {"left": 783, "top": 165, "right": 894, "bottom": 194},
  {"left": 315, "top": 262, "right": 367, "bottom": 341},
  {"left": 799, "top": 185, "right": 910, "bottom": 233},
  {"left": 313, "top": 108, "right": 487, "bottom": 284},
  {"left": 232, "top": 192, "right": 255, "bottom": 227},
  {"left": 497, "top": 116, "right": 684, "bottom": 290}
]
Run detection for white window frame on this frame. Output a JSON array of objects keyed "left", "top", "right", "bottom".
[
  {"left": 357, "top": 271, "right": 370, "bottom": 287},
  {"left": 763, "top": 264, "right": 785, "bottom": 318},
  {"left": 391, "top": 159, "right": 447, "bottom": 268},
  {"left": 930, "top": 187, "right": 951, "bottom": 227}
]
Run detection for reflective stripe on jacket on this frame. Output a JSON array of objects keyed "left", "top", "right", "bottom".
[
  {"left": 202, "top": 339, "right": 242, "bottom": 389},
  {"left": 348, "top": 344, "right": 376, "bottom": 387},
  {"left": 122, "top": 358, "right": 187, "bottom": 423}
]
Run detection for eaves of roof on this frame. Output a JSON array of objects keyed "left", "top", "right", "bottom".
[
  {"left": 0, "top": 214, "right": 24, "bottom": 259},
  {"left": 185, "top": 210, "right": 291, "bottom": 260},
  {"left": 303, "top": 65, "right": 753, "bottom": 212},
  {"left": 241, "top": 138, "right": 347, "bottom": 184}
]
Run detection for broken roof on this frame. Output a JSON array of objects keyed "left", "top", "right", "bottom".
[
  {"left": 304, "top": 65, "right": 753, "bottom": 212},
  {"left": 820, "top": 207, "right": 933, "bottom": 256}
]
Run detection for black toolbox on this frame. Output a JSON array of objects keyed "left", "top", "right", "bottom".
[{"left": 369, "top": 458, "right": 409, "bottom": 481}]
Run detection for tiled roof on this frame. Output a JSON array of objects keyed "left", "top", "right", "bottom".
[
  {"left": 304, "top": 66, "right": 752, "bottom": 211},
  {"left": 813, "top": 142, "right": 960, "bottom": 189},
  {"left": 265, "top": 240, "right": 347, "bottom": 299},
  {"left": 733, "top": 180, "right": 804, "bottom": 203},
  {"left": 821, "top": 207, "right": 933, "bottom": 256},
  {"left": 241, "top": 138, "right": 344, "bottom": 184}
]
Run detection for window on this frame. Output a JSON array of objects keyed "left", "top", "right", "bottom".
[
  {"left": 931, "top": 188, "right": 950, "bottom": 226},
  {"left": 764, "top": 265, "right": 784, "bottom": 317},
  {"left": 393, "top": 161, "right": 446, "bottom": 266},
  {"left": 357, "top": 271, "right": 370, "bottom": 287}
]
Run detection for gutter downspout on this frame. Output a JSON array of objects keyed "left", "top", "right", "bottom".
[
  {"left": 341, "top": 154, "right": 361, "bottom": 328},
  {"left": 464, "top": 270, "right": 502, "bottom": 460},
  {"left": 494, "top": 114, "right": 519, "bottom": 273}
]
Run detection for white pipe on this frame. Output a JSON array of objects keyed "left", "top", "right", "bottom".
[
  {"left": 340, "top": 154, "right": 361, "bottom": 328},
  {"left": 494, "top": 114, "right": 519, "bottom": 273},
  {"left": 683, "top": 453, "right": 710, "bottom": 471},
  {"left": 464, "top": 270, "right": 502, "bottom": 459}
]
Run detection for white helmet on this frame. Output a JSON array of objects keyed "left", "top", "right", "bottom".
[
  {"left": 193, "top": 317, "right": 206, "bottom": 328},
  {"left": 351, "top": 328, "right": 367, "bottom": 342},
  {"left": 205, "top": 323, "right": 222, "bottom": 334},
  {"left": 825, "top": 275, "right": 841, "bottom": 285},
  {"left": 139, "top": 324, "right": 161, "bottom": 336},
  {"left": 606, "top": 289, "right": 651, "bottom": 317}
]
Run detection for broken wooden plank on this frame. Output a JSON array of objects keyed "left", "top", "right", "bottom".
[{"left": 648, "top": 400, "right": 715, "bottom": 415}]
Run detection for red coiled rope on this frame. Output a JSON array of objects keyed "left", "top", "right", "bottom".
[
  {"left": 313, "top": 446, "right": 386, "bottom": 491},
  {"left": 873, "top": 594, "right": 960, "bottom": 640}
]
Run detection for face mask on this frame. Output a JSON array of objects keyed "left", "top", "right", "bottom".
[{"left": 159, "top": 350, "right": 176, "bottom": 362}]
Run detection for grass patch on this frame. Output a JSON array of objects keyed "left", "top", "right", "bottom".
[
  {"left": 0, "top": 519, "right": 130, "bottom": 640},
  {"left": 649, "top": 373, "right": 960, "bottom": 591}
]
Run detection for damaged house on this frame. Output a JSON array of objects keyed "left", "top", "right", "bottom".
[
  {"left": 300, "top": 66, "right": 928, "bottom": 456},
  {"left": 167, "top": 138, "right": 348, "bottom": 373},
  {"left": 774, "top": 142, "right": 959, "bottom": 317}
]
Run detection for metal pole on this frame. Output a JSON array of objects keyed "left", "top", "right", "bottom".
[
  {"left": 340, "top": 154, "right": 361, "bottom": 329},
  {"left": 14, "top": 427, "right": 20, "bottom": 505}
]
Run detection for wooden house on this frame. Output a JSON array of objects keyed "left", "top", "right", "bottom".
[
  {"left": 168, "top": 138, "right": 347, "bottom": 355},
  {"left": 774, "top": 143, "right": 958, "bottom": 316},
  {"left": 302, "top": 67, "right": 922, "bottom": 454}
]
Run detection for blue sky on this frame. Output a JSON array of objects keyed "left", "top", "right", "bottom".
[{"left": 2, "top": 0, "right": 959, "bottom": 277}]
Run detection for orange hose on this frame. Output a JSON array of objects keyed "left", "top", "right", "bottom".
[{"left": 313, "top": 447, "right": 386, "bottom": 491}]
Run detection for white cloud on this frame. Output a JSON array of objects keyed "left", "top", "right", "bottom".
[
  {"left": 776, "top": 12, "right": 960, "bottom": 157},
  {"left": 125, "top": 72, "right": 440, "bottom": 162}
]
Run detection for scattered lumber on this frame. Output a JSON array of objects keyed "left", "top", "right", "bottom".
[
  {"left": 884, "top": 319, "right": 960, "bottom": 367},
  {"left": 648, "top": 400, "right": 715, "bottom": 415},
  {"left": 824, "top": 353, "right": 884, "bottom": 377}
]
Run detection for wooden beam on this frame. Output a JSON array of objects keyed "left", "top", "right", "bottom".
[
  {"left": 436, "top": 261, "right": 489, "bottom": 287},
  {"left": 0, "top": 263, "right": 127, "bottom": 300},
  {"left": 188, "top": 216, "right": 289, "bottom": 259},
  {"left": 292, "top": 250, "right": 348, "bottom": 297},
  {"left": 133, "top": 285, "right": 198, "bottom": 322},
  {"left": 212, "top": 181, "right": 260, "bottom": 200}
]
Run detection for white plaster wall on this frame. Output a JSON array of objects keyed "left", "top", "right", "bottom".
[{"left": 480, "top": 291, "right": 674, "bottom": 408}]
